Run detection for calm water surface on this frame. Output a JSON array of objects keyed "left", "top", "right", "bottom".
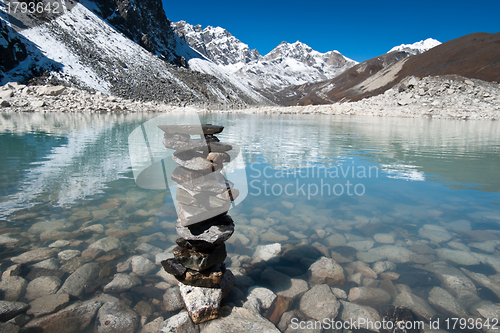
[{"left": 1, "top": 112, "right": 500, "bottom": 331}]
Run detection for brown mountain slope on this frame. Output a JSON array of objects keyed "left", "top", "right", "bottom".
[{"left": 285, "top": 32, "right": 500, "bottom": 106}]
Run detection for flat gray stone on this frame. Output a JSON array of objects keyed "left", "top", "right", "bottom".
[
  {"left": 347, "top": 240, "right": 375, "bottom": 252},
  {"left": 11, "top": 248, "right": 55, "bottom": 264},
  {"left": 25, "top": 276, "right": 61, "bottom": 300},
  {"left": 0, "top": 277, "right": 27, "bottom": 301},
  {"left": 300, "top": 284, "right": 340, "bottom": 321},
  {"left": 24, "top": 299, "right": 101, "bottom": 333},
  {"left": 28, "top": 220, "right": 74, "bottom": 235},
  {"left": 88, "top": 237, "right": 121, "bottom": 252},
  {"left": 247, "top": 286, "right": 277, "bottom": 310},
  {"left": 27, "top": 293, "right": 70, "bottom": 318},
  {"left": 96, "top": 301, "right": 139, "bottom": 333},
  {"left": 436, "top": 249, "right": 480, "bottom": 265},
  {"left": 358, "top": 246, "right": 416, "bottom": 263},
  {"left": 131, "top": 256, "right": 157, "bottom": 276},
  {"left": 0, "top": 301, "right": 29, "bottom": 321},
  {"left": 261, "top": 267, "right": 309, "bottom": 299},
  {"left": 58, "top": 262, "right": 101, "bottom": 298},
  {"left": 103, "top": 273, "right": 141, "bottom": 293},
  {"left": 425, "top": 265, "right": 478, "bottom": 306},
  {"left": 393, "top": 292, "right": 436, "bottom": 321},
  {"left": 308, "top": 257, "right": 345, "bottom": 285},
  {"left": 200, "top": 306, "right": 280, "bottom": 333},
  {"left": 428, "top": 286, "right": 468, "bottom": 317},
  {"left": 163, "top": 286, "right": 184, "bottom": 312},
  {"left": 339, "top": 300, "right": 382, "bottom": 331},
  {"left": 373, "top": 233, "right": 395, "bottom": 244},
  {"left": 0, "top": 235, "right": 19, "bottom": 245},
  {"left": 418, "top": 225, "right": 452, "bottom": 243},
  {"left": 252, "top": 243, "right": 282, "bottom": 264},
  {"left": 176, "top": 217, "right": 234, "bottom": 244},
  {"left": 347, "top": 287, "right": 391, "bottom": 306}
]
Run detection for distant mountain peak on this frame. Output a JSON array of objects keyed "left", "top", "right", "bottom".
[
  {"left": 171, "top": 21, "right": 260, "bottom": 66},
  {"left": 388, "top": 38, "right": 441, "bottom": 55}
]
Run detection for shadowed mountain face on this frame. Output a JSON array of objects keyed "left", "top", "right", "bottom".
[{"left": 284, "top": 32, "right": 500, "bottom": 106}]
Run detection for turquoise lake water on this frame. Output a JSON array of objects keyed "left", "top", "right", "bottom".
[{"left": 1, "top": 111, "right": 500, "bottom": 331}]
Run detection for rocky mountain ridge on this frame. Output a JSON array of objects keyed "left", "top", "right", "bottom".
[
  {"left": 280, "top": 32, "right": 500, "bottom": 106},
  {"left": 172, "top": 21, "right": 358, "bottom": 93},
  {"left": 0, "top": 1, "right": 271, "bottom": 106}
]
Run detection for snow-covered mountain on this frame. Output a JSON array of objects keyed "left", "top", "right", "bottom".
[
  {"left": 0, "top": 1, "right": 270, "bottom": 106},
  {"left": 172, "top": 21, "right": 260, "bottom": 66},
  {"left": 172, "top": 21, "right": 357, "bottom": 92},
  {"left": 388, "top": 38, "right": 441, "bottom": 55}
]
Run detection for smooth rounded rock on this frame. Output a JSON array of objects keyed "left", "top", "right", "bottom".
[
  {"left": 308, "top": 257, "right": 345, "bottom": 285},
  {"left": 25, "top": 276, "right": 61, "bottom": 300},
  {"left": 300, "top": 284, "right": 340, "bottom": 321},
  {"left": 163, "top": 286, "right": 184, "bottom": 312},
  {"left": 96, "top": 301, "right": 139, "bottom": 333},
  {"left": 247, "top": 286, "right": 277, "bottom": 310},
  {"left": 58, "top": 262, "right": 100, "bottom": 298},
  {"left": 131, "top": 256, "right": 157, "bottom": 276},
  {"left": 88, "top": 237, "right": 121, "bottom": 252}
]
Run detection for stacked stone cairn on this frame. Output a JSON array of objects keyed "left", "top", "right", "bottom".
[{"left": 158, "top": 124, "right": 239, "bottom": 324}]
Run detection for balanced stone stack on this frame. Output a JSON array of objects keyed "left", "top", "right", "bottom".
[{"left": 158, "top": 124, "right": 238, "bottom": 324}]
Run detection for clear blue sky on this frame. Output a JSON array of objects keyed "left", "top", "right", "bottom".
[{"left": 162, "top": 0, "right": 500, "bottom": 62}]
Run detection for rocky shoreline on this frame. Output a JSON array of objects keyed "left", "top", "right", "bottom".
[{"left": 1, "top": 75, "right": 499, "bottom": 120}]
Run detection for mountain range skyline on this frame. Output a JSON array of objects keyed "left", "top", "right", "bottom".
[{"left": 162, "top": 0, "right": 500, "bottom": 62}]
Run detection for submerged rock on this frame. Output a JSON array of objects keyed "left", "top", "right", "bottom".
[
  {"left": 131, "top": 256, "right": 157, "bottom": 276},
  {"left": 25, "top": 276, "right": 61, "bottom": 300},
  {"left": 308, "top": 257, "right": 345, "bottom": 285},
  {"left": 247, "top": 286, "right": 277, "bottom": 310},
  {"left": 436, "top": 248, "right": 480, "bottom": 265},
  {"left": 424, "top": 264, "right": 478, "bottom": 306},
  {"left": 339, "top": 300, "right": 382, "bottom": 331},
  {"left": 0, "top": 301, "right": 29, "bottom": 321},
  {"left": 58, "top": 262, "right": 101, "bottom": 298},
  {"left": 0, "top": 277, "right": 27, "bottom": 301},
  {"left": 393, "top": 292, "right": 436, "bottom": 321},
  {"left": 299, "top": 284, "right": 340, "bottom": 321},
  {"left": 427, "top": 286, "right": 468, "bottom": 317},
  {"left": 88, "top": 237, "right": 122, "bottom": 252},
  {"left": 96, "top": 301, "right": 139, "bottom": 333},
  {"left": 347, "top": 287, "right": 392, "bottom": 306},
  {"left": 163, "top": 286, "right": 184, "bottom": 312},
  {"left": 24, "top": 299, "right": 101, "bottom": 333},
  {"left": 261, "top": 267, "right": 309, "bottom": 299},
  {"left": 27, "top": 293, "right": 70, "bottom": 318},
  {"left": 418, "top": 225, "right": 452, "bottom": 243},
  {"left": 251, "top": 243, "right": 281, "bottom": 264},
  {"left": 199, "top": 306, "right": 280, "bottom": 333},
  {"left": 10, "top": 248, "right": 55, "bottom": 264},
  {"left": 103, "top": 273, "right": 141, "bottom": 293}
]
